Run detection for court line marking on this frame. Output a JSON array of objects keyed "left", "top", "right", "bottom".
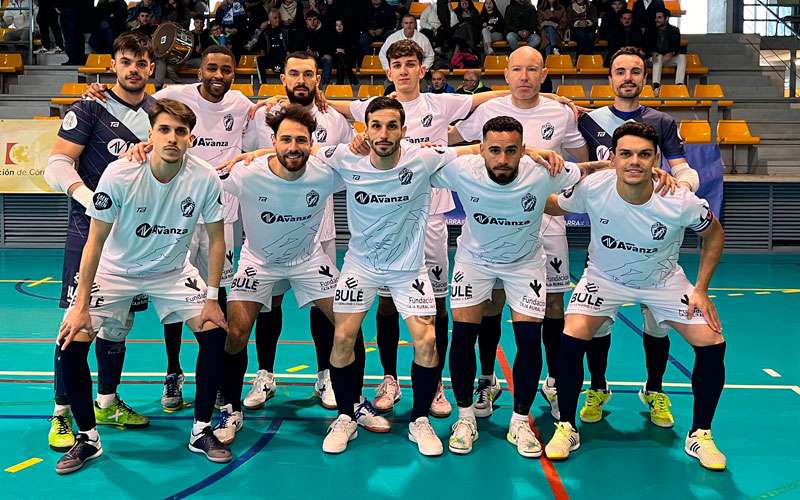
[
  {"left": 4, "top": 457, "right": 43, "bottom": 473},
  {"left": 365, "top": 347, "right": 376, "bottom": 353},
  {"left": 762, "top": 368, "right": 781, "bottom": 378},
  {"left": 26, "top": 277, "right": 52, "bottom": 288},
  {"left": 0, "top": 279, "right": 62, "bottom": 284},
  {"left": 792, "top": 386, "right": 800, "bottom": 397},
  {"left": 286, "top": 365, "right": 309, "bottom": 373},
  {"left": 727, "top": 293, "right": 744, "bottom": 297}
]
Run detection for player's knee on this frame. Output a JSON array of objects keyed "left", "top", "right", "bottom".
[
  {"left": 689, "top": 329, "right": 725, "bottom": 347},
  {"left": 378, "top": 296, "right": 397, "bottom": 316},
  {"left": 332, "top": 329, "right": 357, "bottom": 351},
  {"left": 414, "top": 332, "right": 437, "bottom": 362}
]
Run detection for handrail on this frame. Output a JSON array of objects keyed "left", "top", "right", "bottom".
[
  {"left": 744, "top": 0, "right": 800, "bottom": 99},
  {"left": 752, "top": 0, "right": 800, "bottom": 39}
]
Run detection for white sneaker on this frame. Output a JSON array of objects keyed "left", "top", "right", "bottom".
[
  {"left": 507, "top": 419, "right": 542, "bottom": 458},
  {"left": 685, "top": 429, "right": 727, "bottom": 471},
  {"left": 322, "top": 414, "right": 358, "bottom": 454},
  {"left": 540, "top": 378, "right": 560, "bottom": 420},
  {"left": 212, "top": 404, "right": 243, "bottom": 445},
  {"left": 243, "top": 370, "right": 276, "bottom": 410},
  {"left": 544, "top": 421, "right": 580, "bottom": 460},
  {"left": 448, "top": 417, "right": 478, "bottom": 454},
  {"left": 474, "top": 377, "right": 503, "bottom": 418},
  {"left": 408, "top": 417, "right": 443, "bottom": 456},
  {"left": 354, "top": 397, "right": 391, "bottom": 433},
  {"left": 429, "top": 382, "right": 452, "bottom": 418},
  {"left": 35, "top": 47, "right": 48, "bottom": 54},
  {"left": 315, "top": 369, "right": 337, "bottom": 410},
  {"left": 373, "top": 375, "right": 402, "bottom": 412}
]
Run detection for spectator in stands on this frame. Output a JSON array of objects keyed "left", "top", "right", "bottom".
[
  {"left": 127, "top": 0, "right": 162, "bottom": 25},
  {"left": 207, "top": 21, "right": 229, "bottom": 46},
  {"left": 359, "top": 0, "right": 396, "bottom": 57},
  {"left": 298, "top": 10, "right": 334, "bottom": 85},
  {"left": 243, "top": 1, "right": 270, "bottom": 50},
  {"left": 35, "top": 0, "right": 63, "bottom": 53},
  {"left": 456, "top": 69, "right": 491, "bottom": 94},
  {"left": 452, "top": 0, "right": 482, "bottom": 54},
  {"left": 632, "top": 0, "right": 665, "bottom": 32},
  {"left": 379, "top": 13, "right": 434, "bottom": 70},
  {"left": 186, "top": 0, "right": 211, "bottom": 16},
  {"left": 185, "top": 14, "right": 209, "bottom": 67},
  {"left": 538, "top": 0, "right": 567, "bottom": 55},
  {"left": 163, "top": 0, "right": 190, "bottom": 28},
  {"left": 419, "top": 0, "right": 456, "bottom": 54},
  {"left": 88, "top": 0, "right": 127, "bottom": 54},
  {"left": 567, "top": 0, "right": 598, "bottom": 57},
  {"left": 504, "top": 0, "right": 540, "bottom": 51},
  {"left": 598, "top": 0, "right": 624, "bottom": 41},
  {"left": 320, "top": 0, "right": 352, "bottom": 33},
  {"left": 480, "top": 0, "right": 505, "bottom": 55},
  {"left": 279, "top": 0, "right": 304, "bottom": 49},
  {"left": 425, "top": 69, "right": 455, "bottom": 93},
  {"left": 215, "top": 0, "right": 247, "bottom": 35},
  {"left": 647, "top": 7, "right": 685, "bottom": 90},
  {"left": 606, "top": 8, "right": 643, "bottom": 63},
  {"left": 2, "top": 0, "right": 34, "bottom": 42},
  {"left": 331, "top": 18, "right": 359, "bottom": 85},
  {"left": 129, "top": 7, "right": 156, "bottom": 36},
  {"left": 256, "top": 8, "right": 289, "bottom": 76}
]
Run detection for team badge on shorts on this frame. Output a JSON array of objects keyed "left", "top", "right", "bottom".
[
  {"left": 180, "top": 196, "right": 196, "bottom": 217},
  {"left": 398, "top": 167, "right": 413, "bottom": 185},
  {"left": 521, "top": 193, "right": 537, "bottom": 212},
  {"left": 541, "top": 122, "right": 555, "bottom": 141},
  {"left": 223, "top": 113, "right": 234, "bottom": 132},
  {"left": 306, "top": 190, "right": 320, "bottom": 207},
  {"left": 651, "top": 221, "right": 667, "bottom": 241}
]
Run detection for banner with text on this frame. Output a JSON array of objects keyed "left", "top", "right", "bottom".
[{"left": 0, "top": 119, "right": 60, "bottom": 194}]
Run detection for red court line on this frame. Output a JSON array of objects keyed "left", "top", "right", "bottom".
[{"left": 496, "top": 345, "right": 569, "bottom": 500}]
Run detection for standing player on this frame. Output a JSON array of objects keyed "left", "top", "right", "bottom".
[
  {"left": 576, "top": 46, "right": 701, "bottom": 428},
  {"left": 55, "top": 99, "right": 231, "bottom": 474},
  {"left": 449, "top": 46, "right": 589, "bottom": 420},
  {"left": 543, "top": 122, "right": 727, "bottom": 471},
  {"left": 43, "top": 32, "right": 155, "bottom": 452}
]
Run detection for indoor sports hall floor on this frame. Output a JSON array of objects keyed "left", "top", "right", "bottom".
[{"left": 1, "top": 248, "right": 798, "bottom": 499}]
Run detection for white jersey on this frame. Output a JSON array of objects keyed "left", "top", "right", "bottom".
[
  {"left": 154, "top": 84, "right": 253, "bottom": 223},
  {"left": 222, "top": 154, "right": 344, "bottom": 267},
  {"left": 87, "top": 154, "right": 224, "bottom": 277},
  {"left": 316, "top": 142, "right": 457, "bottom": 272},
  {"left": 455, "top": 95, "right": 586, "bottom": 236},
  {"left": 557, "top": 169, "right": 714, "bottom": 289},
  {"left": 350, "top": 93, "right": 472, "bottom": 215},
  {"left": 432, "top": 156, "right": 581, "bottom": 265}
]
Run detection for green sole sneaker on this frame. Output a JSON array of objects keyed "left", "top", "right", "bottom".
[
  {"left": 94, "top": 398, "right": 150, "bottom": 428},
  {"left": 48, "top": 414, "right": 76, "bottom": 451}
]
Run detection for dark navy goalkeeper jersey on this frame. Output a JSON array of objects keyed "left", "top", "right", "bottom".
[
  {"left": 57, "top": 90, "right": 156, "bottom": 244},
  {"left": 578, "top": 105, "right": 686, "bottom": 162}
]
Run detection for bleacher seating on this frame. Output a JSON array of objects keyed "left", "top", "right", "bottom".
[
  {"left": 78, "top": 54, "right": 113, "bottom": 82},
  {"left": 357, "top": 85, "right": 384, "bottom": 98},
  {"left": 257, "top": 84, "right": 286, "bottom": 97},
  {"left": 659, "top": 84, "right": 696, "bottom": 107},
  {"left": 325, "top": 85, "right": 354, "bottom": 98},
  {"left": 483, "top": 55, "right": 508, "bottom": 76},
  {"left": 237, "top": 55, "right": 258, "bottom": 80},
  {"left": 679, "top": 120, "right": 712, "bottom": 143},
  {"left": 589, "top": 85, "right": 614, "bottom": 107},
  {"left": 576, "top": 55, "right": 607, "bottom": 75},
  {"left": 694, "top": 84, "right": 733, "bottom": 107},
  {"left": 230, "top": 83, "right": 254, "bottom": 97},
  {"left": 556, "top": 85, "right": 590, "bottom": 107}
]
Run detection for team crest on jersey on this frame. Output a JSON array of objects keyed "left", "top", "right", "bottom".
[
  {"left": 541, "top": 122, "right": 555, "bottom": 141},
  {"left": 421, "top": 114, "right": 433, "bottom": 127},
  {"left": 180, "top": 196, "right": 196, "bottom": 217},
  {"left": 314, "top": 128, "right": 328, "bottom": 143},
  {"left": 107, "top": 138, "right": 134, "bottom": 156},
  {"left": 62, "top": 111, "right": 78, "bottom": 131},
  {"left": 398, "top": 167, "right": 413, "bottom": 185},
  {"left": 324, "top": 146, "right": 336, "bottom": 158},
  {"left": 651, "top": 221, "right": 667, "bottom": 240},
  {"left": 223, "top": 113, "right": 234, "bottom": 132},
  {"left": 521, "top": 193, "right": 536, "bottom": 212},
  {"left": 306, "top": 189, "right": 320, "bottom": 207},
  {"left": 596, "top": 145, "right": 611, "bottom": 160}
]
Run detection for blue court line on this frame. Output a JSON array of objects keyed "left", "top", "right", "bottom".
[{"left": 14, "top": 281, "right": 58, "bottom": 301}]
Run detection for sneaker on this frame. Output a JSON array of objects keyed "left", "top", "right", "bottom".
[
  {"left": 408, "top": 417, "right": 443, "bottom": 456},
  {"left": 243, "top": 370, "right": 276, "bottom": 410},
  {"left": 685, "top": 429, "right": 726, "bottom": 471},
  {"left": 48, "top": 411, "right": 75, "bottom": 452},
  {"left": 429, "top": 382, "right": 452, "bottom": 418},
  {"left": 579, "top": 387, "right": 612, "bottom": 424},
  {"left": 544, "top": 422, "right": 580, "bottom": 460},
  {"left": 448, "top": 417, "right": 478, "bottom": 455},
  {"left": 639, "top": 387, "right": 675, "bottom": 428},
  {"left": 540, "top": 378, "right": 560, "bottom": 420},
  {"left": 507, "top": 420, "right": 542, "bottom": 458},
  {"left": 322, "top": 414, "right": 358, "bottom": 454},
  {"left": 188, "top": 425, "right": 232, "bottom": 463},
  {"left": 94, "top": 396, "right": 149, "bottom": 428},
  {"left": 52, "top": 47, "right": 64, "bottom": 54},
  {"left": 315, "top": 370, "right": 337, "bottom": 410},
  {"left": 354, "top": 397, "right": 391, "bottom": 432},
  {"left": 214, "top": 389, "right": 226, "bottom": 410},
  {"left": 55, "top": 433, "right": 102, "bottom": 474},
  {"left": 373, "top": 375, "right": 402, "bottom": 413},
  {"left": 474, "top": 377, "right": 503, "bottom": 418},
  {"left": 161, "top": 372, "right": 185, "bottom": 411},
  {"left": 35, "top": 46, "right": 48, "bottom": 54},
  {"left": 213, "top": 404, "right": 243, "bottom": 445}
]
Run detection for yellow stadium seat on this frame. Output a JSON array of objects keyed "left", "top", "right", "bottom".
[
  {"left": 639, "top": 84, "right": 660, "bottom": 107},
  {"left": 491, "top": 40, "right": 509, "bottom": 50},
  {"left": 357, "top": 84, "right": 384, "bottom": 98},
  {"left": 353, "top": 121, "right": 366, "bottom": 133},
  {"left": 557, "top": 84, "right": 590, "bottom": 107},
  {"left": 679, "top": 120, "right": 711, "bottom": 144},
  {"left": 359, "top": 55, "right": 384, "bottom": 76},
  {"left": 717, "top": 120, "right": 760, "bottom": 145},
  {"left": 257, "top": 83, "right": 286, "bottom": 97},
  {"left": 144, "top": 83, "right": 156, "bottom": 95},
  {"left": 51, "top": 83, "right": 89, "bottom": 106},
  {"left": 693, "top": 84, "right": 733, "bottom": 107},
  {"left": 0, "top": 52, "right": 23, "bottom": 72},
  {"left": 230, "top": 83, "right": 254, "bottom": 97},
  {"left": 409, "top": 2, "right": 426, "bottom": 17},
  {"left": 589, "top": 85, "right": 614, "bottom": 107},
  {"left": 576, "top": 54, "right": 607, "bottom": 75},
  {"left": 664, "top": 0, "right": 683, "bottom": 15},
  {"left": 237, "top": 54, "right": 259, "bottom": 77},
  {"left": 79, "top": 54, "right": 113, "bottom": 81},
  {"left": 491, "top": 84, "right": 509, "bottom": 91},
  {"left": 545, "top": 55, "right": 577, "bottom": 83},
  {"left": 686, "top": 53, "right": 709, "bottom": 76},
  {"left": 659, "top": 84, "right": 696, "bottom": 106},
  {"left": 325, "top": 84, "right": 354, "bottom": 98},
  {"left": 483, "top": 55, "right": 508, "bottom": 76},
  {"left": 32, "top": 115, "right": 60, "bottom": 120}
]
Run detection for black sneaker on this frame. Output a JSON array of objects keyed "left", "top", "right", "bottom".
[
  {"left": 188, "top": 426, "right": 232, "bottom": 463},
  {"left": 55, "top": 433, "right": 103, "bottom": 474}
]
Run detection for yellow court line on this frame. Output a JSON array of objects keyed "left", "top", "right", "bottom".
[
  {"left": 5, "top": 457, "right": 43, "bottom": 473},
  {"left": 0, "top": 279, "right": 62, "bottom": 284},
  {"left": 26, "top": 277, "right": 53, "bottom": 288},
  {"left": 365, "top": 348, "right": 376, "bottom": 353},
  {"left": 755, "top": 291, "right": 771, "bottom": 295},
  {"left": 727, "top": 293, "right": 744, "bottom": 297},
  {"left": 286, "top": 365, "right": 309, "bottom": 373}
]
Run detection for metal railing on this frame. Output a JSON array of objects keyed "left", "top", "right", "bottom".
[
  {"left": 741, "top": 0, "right": 800, "bottom": 97},
  {"left": 0, "top": 1, "right": 34, "bottom": 61}
]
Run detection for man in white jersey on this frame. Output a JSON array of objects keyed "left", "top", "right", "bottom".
[
  {"left": 449, "top": 46, "right": 589, "bottom": 420},
  {"left": 55, "top": 99, "right": 232, "bottom": 474},
  {"left": 542, "top": 122, "right": 728, "bottom": 472}
]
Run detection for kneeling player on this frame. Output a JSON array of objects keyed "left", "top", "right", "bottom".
[
  {"left": 543, "top": 122, "right": 727, "bottom": 471},
  {"left": 56, "top": 99, "right": 231, "bottom": 473}
]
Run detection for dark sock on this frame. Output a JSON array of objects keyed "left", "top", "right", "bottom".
[
  {"left": 255, "top": 307, "right": 282, "bottom": 371},
  {"left": 53, "top": 343, "right": 70, "bottom": 406},
  {"left": 435, "top": 312, "right": 449, "bottom": 376},
  {"left": 586, "top": 334, "right": 611, "bottom": 390},
  {"left": 95, "top": 337, "right": 126, "bottom": 395},
  {"left": 512, "top": 322, "right": 543, "bottom": 415},
  {"left": 193, "top": 328, "right": 226, "bottom": 423},
  {"left": 354, "top": 330, "right": 366, "bottom": 398},
  {"left": 59, "top": 341, "right": 95, "bottom": 431},
  {"left": 555, "top": 335, "right": 590, "bottom": 427},
  {"left": 309, "top": 306, "right": 333, "bottom": 372},
  {"left": 163, "top": 322, "right": 183, "bottom": 375},
  {"left": 329, "top": 360, "right": 358, "bottom": 418},
  {"left": 222, "top": 349, "right": 248, "bottom": 412},
  {"left": 449, "top": 321, "right": 480, "bottom": 408},
  {"left": 478, "top": 313, "right": 502, "bottom": 377},
  {"left": 410, "top": 362, "right": 438, "bottom": 421},
  {"left": 376, "top": 310, "right": 400, "bottom": 378},
  {"left": 542, "top": 317, "right": 564, "bottom": 379},
  {"left": 218, "top": 287, "right": 228, "bottom": 318},
  {"left": 644, "top": 334, "right": 670, "bottom": 392},
  {"left": 691, "top": 342, "right": 726, "bottom": 432}
]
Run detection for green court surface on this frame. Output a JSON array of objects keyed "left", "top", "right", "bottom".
[{"left": 1, "top": 248, "right": 799, "bottom": 499}]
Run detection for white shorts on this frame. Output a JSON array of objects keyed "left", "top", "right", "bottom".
[
  {"left": 316, "top": 196, "right": 336, "bottom": 243},
  {"left": 377, "top": 213, "right": 449, "bottom": 299},
  {"left": 271, "top": 239, "right": 337, "bottom": 297},
  {"left": 66, "top": 265, "right": 208, "bottom": 339},
  {"left": 566, "top": 268, "right": 709, "bottom": 328},
  {"left": 335, "top": 258, "right": 436, "bottom": 319},
  {"left": 450, "top": 257, "right": 547, "bottom": 318},
  {"left": 190, "top": 222, "right": 235, "bottom": 287},
  {"left": 543, "top": 234, "right": 571, "bottom": 293},
  {"left": 230, "top": 249, "right": 339, "bottom": 311}
]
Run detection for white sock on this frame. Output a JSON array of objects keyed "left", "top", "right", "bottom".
[
  {"left": 81, "top": 428, "right": 100, "bottom": 442},
  {"left": 479, "top": 374, "right": 496, "bottom": 385},
  {"left": 192, "top": 420, "right": 210, "bottom": 436},
  {"left": 53, "top": 404, "right": 71, "bottom": 415},
  {"left": 458, "top": 406, "right": 475, "bottom": 420},
  {"left": 510, "top": 412, "right": 528, "bottom": 424},
  {"left": 546, "top": 376, "right": 556, "bottom": 388},
  {"left": 96, "top": 393, "right": 116, "bottom": 409}
]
